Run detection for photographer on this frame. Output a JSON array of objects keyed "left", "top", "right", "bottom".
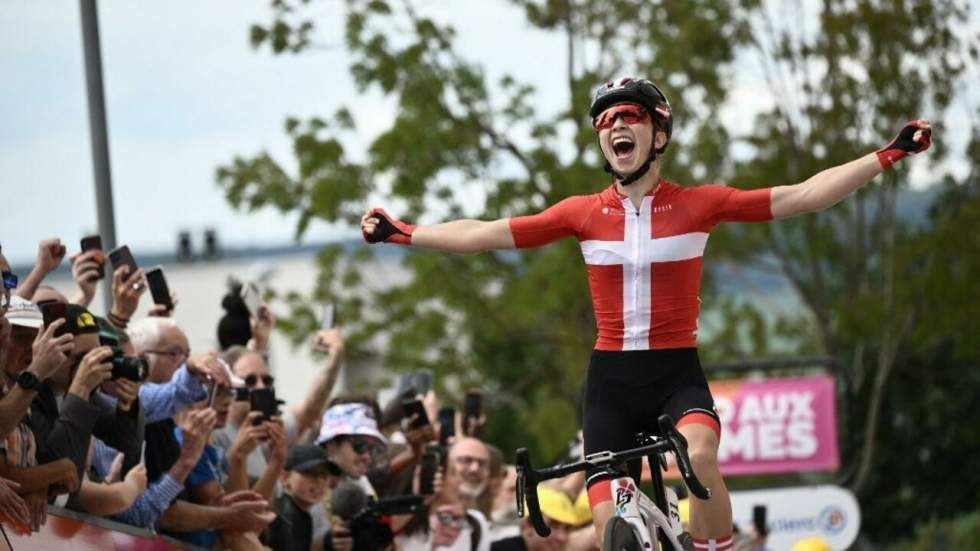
[{"left": 21, "top": 303, "right": 143, "bottom": 487}]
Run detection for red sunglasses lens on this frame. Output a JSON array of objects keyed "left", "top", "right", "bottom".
[{"left": 593, "top": 105, "right": 649, "bottom": 130}]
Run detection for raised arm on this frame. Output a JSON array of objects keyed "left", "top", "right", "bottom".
[
  {"left": 15, "top": 239, "right": 66, "bottom": 300},
  {"left": 770, "top": 120, "right": 932, "bottom": 219},
  {"left": 361, "top": 208, "right": 515, "bottom": 254}
]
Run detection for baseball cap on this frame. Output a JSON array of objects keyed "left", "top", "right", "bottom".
[
  {"left": 285, "top": 443, "right": 342, "bottom": 474},
  {"left": 533, "top": 485, "right": 590, "bottom": 527},
  {"left": 315, "top": 402, "right": 389, "bottom": 447},
  {"left": 791, "top": 538, "right": 832, "bottom": 551},
  {"left": 4, "top": 297, "right": 42, "bottom": 329},
  {"left": 65, "top": 304, "right": 99, "bottom": 336}
]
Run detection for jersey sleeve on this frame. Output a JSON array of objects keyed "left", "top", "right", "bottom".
[
  {"left": 691, "top": 184, "right": 773, "bottom": 227},
  {"left": 508, "top": 196, "right": 587, "bottom": 248}
]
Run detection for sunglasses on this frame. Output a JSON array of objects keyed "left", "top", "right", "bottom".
[
  {"left": 2, "top": 271, "right": 17, "bottom": 290},
  {"left": 592, "top": 103, "right": 651, "bottom": 131},
  {"left": 244, "top": 374, "right": 275, "bottom": 388},
  {"left": 347, "top": 435, "right": 384, "bottom": 457},
  {"left": 435, "top": 511, "right": 468, "bottom": 529}
]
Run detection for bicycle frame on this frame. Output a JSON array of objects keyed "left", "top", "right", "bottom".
[
  {"left": 610, "top": 473, "right": 686, "bottom": 550},
  {"left": 517, "top": 414, "right": 710, "bottom": 549}
]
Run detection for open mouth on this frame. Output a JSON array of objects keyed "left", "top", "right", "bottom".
[{"left": 612, "top": 136, "right": 636, "bottom": 159}]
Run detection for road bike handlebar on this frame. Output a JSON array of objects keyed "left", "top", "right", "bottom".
[{"left": 516, "top": 414, "right": 711, "bottom": 537}]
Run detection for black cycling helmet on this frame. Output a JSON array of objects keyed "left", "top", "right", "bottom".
[
  {"left": 590, "top": 77, "right": 674, "bottom": 185},
  {"left": 590, "top": 77, "right": 673, "bottom": 145}
]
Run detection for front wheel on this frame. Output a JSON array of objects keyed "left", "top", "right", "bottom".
[{"left": 603, "top": 516, "right": 644, "bottom": 551}]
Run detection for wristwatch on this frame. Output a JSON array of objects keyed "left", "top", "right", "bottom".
[{"left": 16, "top": 370, "right": 40, "bottom": 391}]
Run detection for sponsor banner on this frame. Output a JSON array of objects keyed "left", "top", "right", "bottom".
[
  {"left": 648, "top": 375, "right": 838, "bottom": 480},
  {"left": 731, "top": 485, "right": 860, "bottom": 550},
  {"left": 713, "top": 375, "right": 839, "bottom": 475}
]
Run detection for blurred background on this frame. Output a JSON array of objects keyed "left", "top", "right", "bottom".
[{"left": 3, "top": 1, "right": 979, "bottom": 549}]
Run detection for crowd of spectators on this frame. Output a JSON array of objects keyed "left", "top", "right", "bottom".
[
  {"left": 0, "top": 238, "right": 832, "bottom": 551},
  {"left": 0, "top": 238, "right": 600, "bottom": 551}
]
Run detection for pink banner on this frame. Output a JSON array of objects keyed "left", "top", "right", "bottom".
[{"left": 712, "top": 375, "right": 839, "bottom": 476}]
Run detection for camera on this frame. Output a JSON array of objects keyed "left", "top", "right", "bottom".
[{"left": 110, "top": 348, "right": 149, "bottom": 381}]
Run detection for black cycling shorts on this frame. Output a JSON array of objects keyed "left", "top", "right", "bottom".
[{"left": 582, "top": 347, "right": 719, "bottom": 490}]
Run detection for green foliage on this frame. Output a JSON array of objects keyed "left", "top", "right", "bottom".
[
  {"left": 223, "top": 0, "right": 980, "bottom": 542},
  {"left": 887, "top": 512, "right": 980, "bottom": 551}
]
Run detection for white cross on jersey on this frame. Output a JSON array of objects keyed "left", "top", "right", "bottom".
[{"left": 578, "top": 195, "right": 709, "bottom": 350}]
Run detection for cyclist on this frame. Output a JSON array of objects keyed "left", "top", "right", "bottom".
[{"left": 361, "top": 76, "right": 932, "bottom": 549}]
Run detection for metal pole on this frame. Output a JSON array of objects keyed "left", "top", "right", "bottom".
[{"left": 79, "top": 0, "right": 117, "bottom": 314}]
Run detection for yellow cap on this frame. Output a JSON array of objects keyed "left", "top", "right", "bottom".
[
  {"left": 791, "top": 537, "right": 832, "bottom": 551},
  {"left": 678, "top": 498, "right": 690, "bottom": 524},
  {"left": 573, "top": 489, "right": 592, "bottom": 524},
  {"left": 532, "top": 486, "right": 589, "bottom": 527}
]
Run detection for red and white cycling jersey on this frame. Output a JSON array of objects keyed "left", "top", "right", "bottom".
[{"left": 509, "top": 180, "right": 773, "bottom": 351}]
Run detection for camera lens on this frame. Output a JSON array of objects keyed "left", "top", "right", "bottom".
[{"left": 110, "top": 349, "right": 149, "bottom": 381}]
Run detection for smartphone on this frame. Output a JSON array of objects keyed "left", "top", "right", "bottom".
[
  {"left": 401, "top": 399, "right": 430, "bottom": 429},
  {"left": 240, "top": 281, "right": 262, "bottom": 318},
  {"left": 206, "top": 379, "right": 218, "bottom": 408},
  {"left": 80, "top": 235, "right": 106, "bottom": 278},
  {"left": 397, "top": 373, "right": 415, "bottom": 397},
  {"left": 234, "top": 387, "right": 250, "bottom": 402},
  {"left": 107, "top": 245, "right": 139, "bottom": 276},
  {"left": 464, "top": 390, "right": 484, "bottom": 436},
  {"left": 249, "top": 387, "right": 279, "bottom": 425},
  {"left": 438, "top": 407, "right": 455, "bottom": 446},
  {"left": 419, "top": 449, "right": 438, "bottom": 495},
  {"left": 39, "top": 301, "right": 68, "bottom": 337},
  {"left": 414, "top": 369, "right": 433, "bottom": 396},
  {"left": 144, "top": 266, "right": 174, "bottom": 309},
  {"left": 752, "top": 504, "right": 768, "bottom": 536},
  {"left": 321, "top": 303, "right": 335, "bottom": 330}
]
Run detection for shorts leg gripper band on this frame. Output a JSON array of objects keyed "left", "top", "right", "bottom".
[{"left": 677, "top": 411, "right": 721, "bottom": 440}]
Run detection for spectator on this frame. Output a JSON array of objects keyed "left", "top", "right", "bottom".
[
  {"left": 212, "top": 327, "right": 344, "bottom": 484},
  {"left": 263, "top": 443, "right": 342, "bottom": 551},
  {"left": 490, "top": 485, "right": 582, "bottom": 551},
  {"left": 20, "top": 302, "right": 143, "bottom": 486},
  {"left": 317, "top": 400, "right": 388, "bottom": 490},
  {"left": 0, "top": 297, "right": 73, "bottom": 438},
  {"left": 0, "top": 300, "right": 79, "bottom": 532},
  {"left": 489, "top": 465, "right": 519, "bottom": 541},
  {"left": 398, "top": 493, "right": 491, "bottom": 551},
  {"left": 446, "top": 437, "right": 492, "bottom": 517},
  {"left": 216, "top": 281, "right": 251, "bottom": 350}
]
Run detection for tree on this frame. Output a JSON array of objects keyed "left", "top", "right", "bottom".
[{"left": 217, "top": 0, "right": 979, "bottom": 541}]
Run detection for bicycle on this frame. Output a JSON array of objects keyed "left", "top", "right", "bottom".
[{"left": 516, "top": 414, "right": 711, "bottom": 551}]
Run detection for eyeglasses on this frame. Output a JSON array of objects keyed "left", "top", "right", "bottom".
[
  {"left": 347, "top": 436, "right": 384, "bottom": 458},
  {"left": 453, "top": 455, "right": 489, "bottom": 469},
  {"left": 146, "top": 348, "right": 189, "bottom": 363},
  {"left": 592, "top": 103, "right": 651, "bottom": 131},
  {"left": 435, "top": 511, "right": 468, "bottom": 529},
  {"left": 244, "top": 374, "right": 275, "bottom": 388},
  {"left": 2, "top": 271, "right": 17, "bottom": 290}
]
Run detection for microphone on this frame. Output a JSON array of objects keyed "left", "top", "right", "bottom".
[{"left": 331, "top": 481, "right": 370, "bottom": 520}]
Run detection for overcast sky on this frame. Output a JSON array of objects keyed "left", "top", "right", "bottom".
[{"left": 2, "top": 1, "right": 975, "bottom": 267}]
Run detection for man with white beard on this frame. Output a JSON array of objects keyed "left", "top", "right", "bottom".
[{"left": 446, "top": 437, "right": 491, "bottom": 516}]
